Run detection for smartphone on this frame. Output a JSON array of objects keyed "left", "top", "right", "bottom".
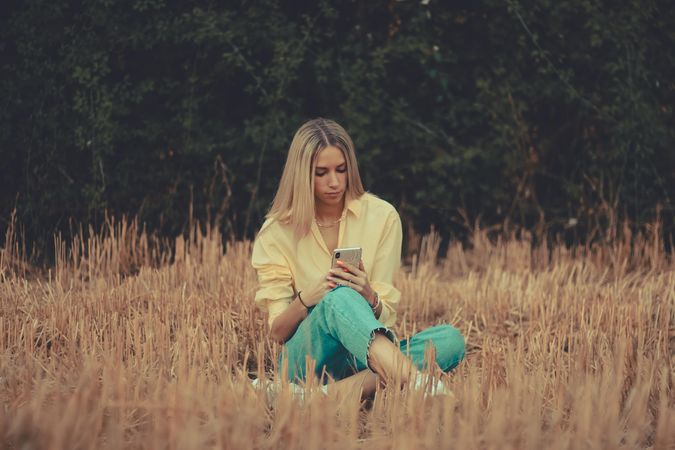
[{"left": 331, "top": 247, "right": 362, "bottom": 269}]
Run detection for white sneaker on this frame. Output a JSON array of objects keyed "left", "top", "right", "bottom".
[
  {"left": 410, "top": 374, "right": 454, "bottom": 398},
  {"left": 251, "top": 378, "right": 328, "bottom": 405}
]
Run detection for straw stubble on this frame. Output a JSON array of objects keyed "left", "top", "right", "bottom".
[{"left": 1, "top": 218, "right": 673, "bottom": 449}]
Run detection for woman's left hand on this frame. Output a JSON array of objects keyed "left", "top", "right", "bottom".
[{"left": 328, "top": 260, "right": 377, "bottom": 306}]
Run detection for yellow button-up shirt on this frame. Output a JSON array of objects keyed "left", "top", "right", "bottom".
[{"left": 251, "top": 193, "right": 403, "bottom": 329}]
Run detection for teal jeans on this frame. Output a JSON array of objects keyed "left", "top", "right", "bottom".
[{"left": 279, "top": 286, "right": 465, "bottom": 383}]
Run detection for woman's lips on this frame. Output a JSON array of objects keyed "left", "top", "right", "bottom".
[{"left": 325, "top": 191, "right": 342, "bottom": 197}]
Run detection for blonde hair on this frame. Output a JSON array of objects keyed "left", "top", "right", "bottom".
[{"left": 267, "top": 118, "right": 365, "bottom": 238}]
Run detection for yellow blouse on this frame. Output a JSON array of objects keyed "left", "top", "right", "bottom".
[{"left": 251, "top": 192, "right": 403, "bottom": 329}]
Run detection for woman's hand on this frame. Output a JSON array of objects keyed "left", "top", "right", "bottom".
[
  {"left": 302, "top": 273, "right": 338, "bottom": 307},
  {"left": 328, "top": 260, "right": 377, "bottom": 306}
]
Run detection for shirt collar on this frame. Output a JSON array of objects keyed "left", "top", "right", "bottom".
[{"left": 345, "top": 194, "right": 363, "bottom": 218}]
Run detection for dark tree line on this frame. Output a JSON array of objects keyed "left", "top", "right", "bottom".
[{"left": 1, "top": 0, "right": 673, "bottom": 258}]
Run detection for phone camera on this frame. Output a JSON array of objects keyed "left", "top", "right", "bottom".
[{"left": 335, "top": 252, "right": 340, "bottom": 259}]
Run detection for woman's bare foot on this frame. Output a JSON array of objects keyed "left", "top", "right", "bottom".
[
  {"left": 328, "top": 369, "right": 379, "bottom": 401},
  {"left": 366, "top": 332, "right": 420, "bottom": 388}
]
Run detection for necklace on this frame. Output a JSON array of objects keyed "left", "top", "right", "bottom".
[{"left": 315, "top": 216, "right": 344, "bottom": 228}]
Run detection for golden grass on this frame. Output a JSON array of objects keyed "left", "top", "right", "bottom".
[{"left": 1, "top": 217, "right": 673, "bottom": 449}]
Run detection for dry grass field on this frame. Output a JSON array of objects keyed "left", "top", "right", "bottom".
[{"left": 1, "top": 216, "right": 674, "bottom": 449}]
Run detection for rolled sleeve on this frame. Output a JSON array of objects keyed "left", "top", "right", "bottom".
[
  {"left": 371, "top": 280, "right": 400, "bottom": 327},
  {"left": 370, "top": 209, "right": 403, "bottom": 328},
  {"left": 251, "top": 231, "right": 294, "bottom": 328}
]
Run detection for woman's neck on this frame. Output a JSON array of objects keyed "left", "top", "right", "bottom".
[{"left": 315, "top": 199, "right": 345, "bottom": 222}]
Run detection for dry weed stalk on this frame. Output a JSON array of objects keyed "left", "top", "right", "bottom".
[{"left": 0, "top": 216, "right": 673, "bottom": 449}]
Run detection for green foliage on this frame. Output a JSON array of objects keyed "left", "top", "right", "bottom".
[{"left": 1, "top": 0, "right": 673, "bottom": 256}]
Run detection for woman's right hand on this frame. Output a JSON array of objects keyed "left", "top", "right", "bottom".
[{"left": 302, "top": 272, "right": 337, "bottom": 307}]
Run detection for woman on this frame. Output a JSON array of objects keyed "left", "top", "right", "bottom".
[{"left": 251, "top": 118, "right": 464, "bottom": 398}]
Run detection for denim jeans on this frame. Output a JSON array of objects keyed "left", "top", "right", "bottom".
[{"left": 279, "top": 286, "right": 465, "bottom": 383}]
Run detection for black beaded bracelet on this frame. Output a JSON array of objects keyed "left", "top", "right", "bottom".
[{"left": 296, "top": 291, "right": 309, "bottom": 309}]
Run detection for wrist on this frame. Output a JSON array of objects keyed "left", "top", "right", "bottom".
[
  {"left": 303, "top": 291, "right": 318, "bottom": 307},
  {"left": 369, "top": 291, "right": 380, "bottom": 311},
  {"left": 295, "top": 291, "right": 310, "bottom": 310},
  {"left": 301, "top": 290, "right": 320, "bottom": 307}
]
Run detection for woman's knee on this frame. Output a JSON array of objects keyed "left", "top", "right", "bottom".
[
  {"left": 434, "top": 325, "right": 465, "bottom": 371},
  {"left": 315, "top": 286, "right": 366, "bottom": 313}
]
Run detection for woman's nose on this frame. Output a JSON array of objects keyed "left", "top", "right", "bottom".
[{"left": 328, "top": 171, "right": 339, "bottom": 187}]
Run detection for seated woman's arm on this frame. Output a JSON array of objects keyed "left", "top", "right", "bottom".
[
  {"left": 267, "top": 296, "right": 308, "bottom": 343},
  {"left": 252, "top": 229, "right": 333, "bottom": 343},
  {"left": 268, "top": 274, "right": 337, "bottom": 343},
  {"left": 369, "top": 208, "right": 403, "bottom": 327},
  {"left": 252, "top": 231, "right": 298, "bottom": 343}
]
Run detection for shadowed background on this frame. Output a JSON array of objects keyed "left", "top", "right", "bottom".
[
  {"left": 1, "top": 2, "right": 674, "bottom": 447},
  {"left": 1, "top": 0, "right": 673, "bottom": 258}
]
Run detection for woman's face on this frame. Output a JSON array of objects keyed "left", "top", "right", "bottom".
[{"left": 313, "top": 146, "right": 347, "bottom": 208}]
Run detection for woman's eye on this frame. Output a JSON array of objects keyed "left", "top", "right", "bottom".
[
  {"left": 337, "top": 167, "right": 347, "bottom": 173},
  {"left": 315, "top": 171, "right": 326, "bottom": 177}
]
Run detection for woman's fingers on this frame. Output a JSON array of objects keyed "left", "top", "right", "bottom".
[
  {"left": 336, "top": 260, "right": 364, "bottom": 277},
  {"left": 328, "top": 272, "right": 365, "bottom": 290},
  {"left": 329, "top": 269, "right": 358, "bottom": 283},
  {"left": 328, "top": 277, "right": 363, "bottom": 292},
  {"left": 328, "top": 260, "right": 370, "bottom": 295}
]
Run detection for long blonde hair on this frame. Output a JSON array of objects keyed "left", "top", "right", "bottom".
[{"left": 267, "top": 118, "right": 365, "bottom": 238}]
